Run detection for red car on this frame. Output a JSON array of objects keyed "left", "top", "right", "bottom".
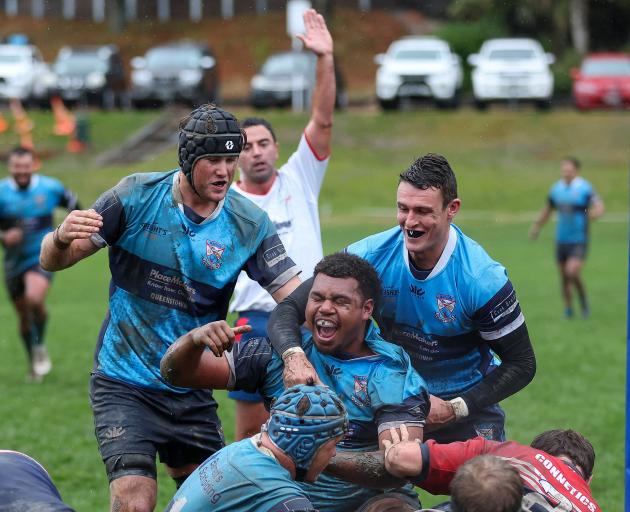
[{"left": 572, "top": 53, "right": 630, "bottom": 110}]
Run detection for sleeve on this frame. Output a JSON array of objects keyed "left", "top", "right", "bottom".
[
  {"left": 547, "top": 185, "right": 556, "bottom": 209},
  {"left": 225, "top": 337, "right": 274, "bottom": 392},
  {"left": 267, "top": 495, "right": 318, "bottom": 512},
  {"left": 243, "top": 216, "right": 300, "bottom": 294},
  {"left": 371, "top": 355, "right": 430, "bottom": 435},
  {"left": 258, "top": 351, "right": 286, "bottom": 409},
  {"left": 267, "top": 277, "right": 313, "bottom": 355},
  {"left": 280, "top": 133, "right": 329, "bottom": 202},
  {"left": 473, "top": 280, "right": 525, "bottom": 342},
  {"left": 57, "top": 183, "right": 80, "bottom": 211},
  {"left": 88, "top": 176, "right": 133, "bottom": 248},
  {"left": 411, "top": 438, "right": 492, "bottom": 494}
]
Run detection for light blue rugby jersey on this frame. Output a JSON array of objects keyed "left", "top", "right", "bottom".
[
  {"left": 347, "top": 224, "right": 525, "bottom": 399},
  {"left": 165, "top": 438, "right": 314, "bottom": 512},
  {"left": 0, "top": 175, "right": 78, "bottom": 277},
  {"left": 548, "top": 176, "right": 598, "bottom": 244},
  {"left": 229, "top": 322, "right": 429, "bottom": 512},
  {"left": 90, "top": 170, "right": 298, "bottom": 392}
]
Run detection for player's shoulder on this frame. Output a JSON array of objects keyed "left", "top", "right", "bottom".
[
  {"left": 347, "top": 226, "right": 402, "bottom": 259},
  {"left": 365, "top": 323, "right": 410, "bottom": 368},
  {"left": 574, "top": 176, "right": 594, "bottom": 192},
  {"left": 37, "top": 174, "right": 64, "bottom": 190},
  {"left": 452, "top": 225, "right": 506, "bottom": 281},
  {"left": 224, "top": 187, "right": 270, "bottom": 228}
]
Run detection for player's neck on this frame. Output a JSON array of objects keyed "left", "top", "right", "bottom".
[
  {"left": 177, "top": 172, "right": 220, "bottom": 218},
  {"left": 259, "top": 434, "right": 297, "bottom": 477},
  {"left": 238, "top": 172, "right": 277, "bottom": 195}
]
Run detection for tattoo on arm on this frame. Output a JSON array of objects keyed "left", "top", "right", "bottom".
[{"left": 324, "top": 450, "right": 408, "bottom": 489}]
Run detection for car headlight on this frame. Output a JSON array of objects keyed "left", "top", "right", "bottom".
[
  {"left": 132, "top": 70, "right": 152, "bottom": 87},
  {"left": 377, "top": 71, "right": 401, "bottom": 86},
  {"left": 86, "top": 72, "right": 106, "bottom": 89},
  {"left": 180, "top": 69, "right": 202, "bottom": 86}
]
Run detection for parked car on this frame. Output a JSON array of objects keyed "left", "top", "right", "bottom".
[
  {"left": 130, "top": 42, "right": 219, "bottom": 108},
  {"left": 468, "top": 38, "right": 554, "bottom": 110},
  {"left": 0, "top": 44, "right": 56, "bottom": 105},
  {"left": 53, "top": 45, "right": 127, "bottom": 109},
  {"left": 571, "top": 53, "right": 630, "bottom": 110},
  {"left": 250, "top": 50, "right": 347, "bottom": 109},
  {"left": 374, "top": 36, "right": 463, "bottom": 110}
]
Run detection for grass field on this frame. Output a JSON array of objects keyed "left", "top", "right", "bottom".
[{"left": 0, "top": 107, "right": 627, "bottom": 510}]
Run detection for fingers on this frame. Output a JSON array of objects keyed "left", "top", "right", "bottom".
[
  {"left": 233, "top": 324, "right": 252, "bottom": 335},
  {"left": 389, "top": 426, "right": 401, "bottom": 445},
  {"left": 399, "top": 423, "right": 409, "bottom": 442},
  {"left": 60, "top": 209, "right": 103, "bottom": 241},
  {"left": 195, "top": 321, "right": 237, "bottom": 357},
  {"left": 382, "top": 439, "right": 392, "bottom": 450}
]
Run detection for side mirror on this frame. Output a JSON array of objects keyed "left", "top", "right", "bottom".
[
  {"left": 374, "top": 53, "right": 385, "bottom": 66},
  {"left": 200, "top": 56, "right": 216, "bottom": 69},
  {"left": 546, "top": 53, "right": 555, "bottom": 65},
  {"left": 467, "top": 54, "right": 480, "bottom": 66},
  {"left": 131, "top": 56, "right": 146, "bottom": 69}
]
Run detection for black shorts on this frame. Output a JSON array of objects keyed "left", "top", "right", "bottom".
[
  {"left": 5, "top": 264, "right": 52, "bottom": 300},
  {"left": 556, "top": 242, "right": 587, "bottom": 263},
  {"left": 90, "top": 373, "right": 224, "bottom": 481}
]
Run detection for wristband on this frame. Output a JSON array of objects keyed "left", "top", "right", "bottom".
[
  {"left": 53, "top": 225, "right": 71, "bottom": 250},
  {"left": 449, "top": 397, "right": 469, "bottom": 420},
  {"left": 282, "top": 346, "right": 305, "bottom": 361}
]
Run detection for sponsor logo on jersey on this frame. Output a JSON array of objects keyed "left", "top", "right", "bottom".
[
  {"left": 474, "top": 424, "right": 494, "bottom": 440},
  {"left": 383, "top": 287, "right": 399, "bottom": 297},
  {"left": 181, "top": 223, "right": 196, "bottom": 238},
  {"left": 35, "top": 194, "right": 45, "bottom": 206},
  {"left": 490, "top": 290, "right": 518, "bottom": 322},
  {"left": 409, "top": 284, "right": 425, "bottom": 298},
  {"left": 435, "top": 294, "right": 456, "bottom": 323},
  {"left": 351, "top": 375, "right": 371, "bottom": 407},
  {"left": 324, "top": 363, "right": 342, "bottom": 379},
  {"left": 202, "top": 240, "right": 225, "bottom": 269},
  {"left": 141, "top": 222, "right": 169, "bottom": 238},
  {"left": 273, "top": 220, "right": 292, "bottom": 231},
  {"left": 263, "top": 243, "right": 288, "bottom": 267}
]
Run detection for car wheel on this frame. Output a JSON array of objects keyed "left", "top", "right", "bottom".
[
  {"left": 535, "top": 98, "right": 552, "bottom": 111},
  {"left": 474, "top": 99, "right": 488, "bottom": 111},
  {"left": 379, "top": 98, "right": 399, "bottom": 111}
]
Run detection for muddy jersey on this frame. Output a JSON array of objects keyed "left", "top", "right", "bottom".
[
  {"left": 90, "top": 170, "right": 298, "bottom": 392},
  {"left": 347, "top": 224, "right": 524, "bottom": 398},
  {"left": 549, "top": 177, "right": 599, "bottom": 244},
  {"left": 0, "top": 175, "right": 78, "bottom": 277}
]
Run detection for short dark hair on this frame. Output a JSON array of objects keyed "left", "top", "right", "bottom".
[
  {"left": 242, "top": 117, "right": 277, "bottom": 142},
  {"left": 450, "top": 456, "right": 522, "bottom": 512},
  {"left": 399, "top": 153, "right": 458, "bottom": 208},
  {"left": 313, "top": 252, "right": 382, "bottom": 311},
  {"left": 530, "top": 429, "right": 595, "bottom": 480},
  {"left": 8, "top": 146, "right": 35, "bottom": 161},
  {"left": 562, "top": 156, "right": 581, "bottom": 170}
]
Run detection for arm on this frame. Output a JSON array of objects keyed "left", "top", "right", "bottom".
[
  {"left": 529, "top": 203, "right": 552, "bottom": 240},
  {"left": 0, "top": 227, "right": 23, "bottom": 247},
  {"left": 271, "top": 275, "right": 302, "bottom": 304},
  {"left": 589, "top": 196, "right": 604, "bottom": 220},
  {"left": 299, "top": 9, "right": 335, "bottom": 159},
  {"left": 324, "top": 450, "right": 408, "bottom": 489}
]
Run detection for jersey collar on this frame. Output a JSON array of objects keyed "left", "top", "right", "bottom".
[
  {"left": 172, "top": 172, "right": 225, "bottom": 223},
  {"left": 9, "top": 174, "right": 39, "bottom": 191},
  {"left": 403, "top": 224, "right": 458, "bottom": 280}
]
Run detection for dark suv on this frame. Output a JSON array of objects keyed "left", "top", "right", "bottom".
[
  {"left": 130, "top": 42, "right": 219, "bottom": 108},
  {"left": 53, "top": 45, "right": 127, "bottom": 109}
]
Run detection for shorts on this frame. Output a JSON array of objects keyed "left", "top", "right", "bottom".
[
  {"left": 556, "top": 242, "right": 587, "bottom": 263},
  {"left": 228, "top": 311, "right": 271, "bottom": 403},
  {"left": 424, "top": 403, "right": 506, "bottom": 443},
  {"left": 5, "top": 264, "right": 52, "bottom": 300},
  {"left": 90, "top": 373, "right": 224, "bottom": 481}
]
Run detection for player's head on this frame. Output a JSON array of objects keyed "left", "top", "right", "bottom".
[
  {"left": 263, "top": 384, "right": 348, "bottom": 482},
  {"left": 307, "top": 252, "right": 381, "bottom": 355},
  {"left": 397, "top": 154, "right": 461, "bottom": 266},
  {"left": 449, "top": 455, "right": 522, "bottom": 512},
  {"left": 530, "top": 429, "right": 595, "bottom": 481},
  {"left": 561, "top": 156, "right": 580, "bottom": 182},
  {"left": 178, "top": 104, "right": 245, "bottom": 200},
  {"left": 7, "top": 146, "right": 36, "bottom": 189},
  {"left": 237, "top": 117, "right": 279, "bottom": 185}
]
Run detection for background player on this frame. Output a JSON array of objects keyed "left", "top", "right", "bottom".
[
  {"left": 530, "top": 157, "right": 604, "bottom": 318},
  {"left": 165, "top": 384, "right": 348, "bottom": 512},
  {"left": 39, "top": 105, "right": 300, "bottom": 512},
  {"left": 0, "top": 146, "right": 79, "bottom": 381},
  {"left": 228, "top": 7, "right": 336, "bottom": 440}
]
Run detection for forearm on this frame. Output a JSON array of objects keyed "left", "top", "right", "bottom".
[
  {"left": 39, "top": 232, "right": 86, "bottom": 271},
  {"left": 311, "top": 52, "right": 335, "bottom": 128},
  {"left": 461, "top": 323, "right": 536, "bottom": 413},
  {"left": 267, "top": 278, "right": 312, "bottom": 355},
  {"left": 324, "top": 450, "right": 408, "bottom": 489},
  {"left": 160, "top": 334, "right": 206, "bottom": 387}
]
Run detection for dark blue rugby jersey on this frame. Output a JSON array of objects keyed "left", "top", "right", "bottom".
[
  {"left": 0, "top": 175, "right": 78, "bottom": 277},
  {"left": 90, "top": 170, "right": 298, "bottom": 392}
]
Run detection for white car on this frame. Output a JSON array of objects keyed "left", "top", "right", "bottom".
[
  {"left": 468, "top": 38, "right": 555, "bottom": 109},
  {"left": 0, "top": 44, "right": 56, "bottom": 105},
  {"left": 375, "top": 36, "right": 463, "bottom": 109}
]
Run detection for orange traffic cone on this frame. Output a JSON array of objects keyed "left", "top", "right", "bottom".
[
  {"left": 0, "top": 112, "right": 8, "bottom": 133},
  {"left": 50, "top": 96, "right": 76, "bottom": 136}
]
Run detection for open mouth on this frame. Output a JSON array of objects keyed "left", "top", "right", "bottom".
[
  {"left": 406, "top": 229, "right": 425, "bottom": 239},
  {"left": 315, "top": 318, "right": 338, "bottom": 341},
  {"left": 210, "top": 180, "right": 227, "bottom": 188}
]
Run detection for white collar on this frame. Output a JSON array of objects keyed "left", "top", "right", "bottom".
[{"left": 9, "top": 174, "right": 39, "bottom": 191}]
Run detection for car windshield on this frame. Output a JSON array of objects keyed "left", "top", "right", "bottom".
[
  {"left": 0, "top": 53, "right": 27, "bottom": 64},
  {"left": 261, "top": 54, "right": 312, "bottom": 76},
  {"left": 392, "top": 49, "right": 443, "bottom": 61},
  {"left": 55, "top": 54, "right": 107, "bottom": 74},
  {"left": 146, "top": 47, "right": 202, "bottom": 70},
  {"left": 487, "top": 49, "right": 536, "bottom": 60},
  {"left": 582, "top": 58, "right": 630, "bottom": 76}
]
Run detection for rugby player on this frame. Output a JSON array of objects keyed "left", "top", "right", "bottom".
[
  {"left": 39, "top": 105, "right": 301, "bottom": 512},
  {"left": 165, "top": 384, "right": 348, "bottom": 512},
  {"left": 529, "top": 157, "right": 604, "bottom": 318},
  {"left": 0, "top": 146, "right": 79, "bottom": 381},
  {"left": 383, "top": 425, "right": 600, "bottom": 512},
  {"left": 229, "top": 8, "right": 337, "bottom": 440},
  {"left": 270, "top": 153, "right": 536, "bottom": 443},
  {"left": 161, "top": 252, "right": 429, "bottom": 511}
]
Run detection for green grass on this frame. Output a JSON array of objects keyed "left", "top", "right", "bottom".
[{"left": 0, "top": 108, "right": 626, "bottom": 510}]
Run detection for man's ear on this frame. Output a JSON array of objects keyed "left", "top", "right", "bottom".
[
  {"left": 363, "top": 298, "right": 374, "bottom": 320},
  {"left": 447, "top": 198, "right": 461, "bottom": 220}
]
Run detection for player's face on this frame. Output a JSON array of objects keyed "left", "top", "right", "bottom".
[
  {"left": 561, "top": 160, "right": 578, "bottom": 183},
  {"left": 8, "top": 153, "right": 36, "bottom": 189},
  {"left": 306, "top": 274, "right": 373, "bottom": 355},
  {"left": 238, "top": 125, "right": 279, "bottom": 185},
  {"left": 192, "top": 155, "right": 239, "bottom": 204},
  {"left": 303, "top": 436, "right": 343, "bottom": 483},
  {"left": 396, "top": 181, "right": 460, "bottom": 269}
]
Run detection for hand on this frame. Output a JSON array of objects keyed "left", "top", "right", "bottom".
[
  {"left": 425, "top": 395, "right": 456, "bottom": 432},
  {"left": 2, "top": 227, "right": 23, "bottom": 247},
  {"left": 57, "top": 209, "right": 103, "bottom": 244},
  {"left": 190, "top": 321, "right": 251, "bottom": 357},
  {"left": 528, "top": 224, "right": 540, "bottom": 241},
  {"left": 297, "top": 9, "right": 333, "bottom": 57},
  {"left": 282, "top": 351, "right": 321, "bottom": 387},
  {"left": 382, "top": 425, "right": 422, "bottom": 478}
]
